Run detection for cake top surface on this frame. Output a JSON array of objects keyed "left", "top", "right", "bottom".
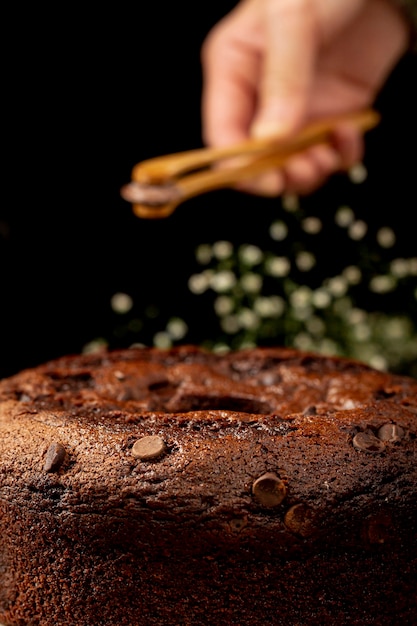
[{"left": 1, "top": 344, "right": 416, "bottom": 420}]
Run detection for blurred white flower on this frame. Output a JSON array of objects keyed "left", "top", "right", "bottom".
[
  {"left": 351, "top": 322, "right": 372, "bottom": 341},
  {"left": 409, "top": 258, "right": 417, "bottom": 275},
  {"left": 292, "top": 306, "right": 313, "bottom": 321},
  {"left": 253, "top": 295, "right": 285, "bottom": 317},
  {"left": 302, "top": 216, "right": 322, "bottom": 234},
  {"left": 265, "top": 256, "right": 291, "bottom": 277},
  {"left": 290, "top": 286, "right": 312, "bottom": 308},
  {"left": 282, "top": 194, "right": 299, "bottom": 212},
  {"left": 240, "top": 339, "right": 257, "bottom": 349},
  {"left": 376, "top": 227, "right": 396, "bottom": 248},
  {"left": 237, "top": 308, "right": 260, "bottom": 330},
  {"left": 326, "top": 276, "right": 348, "bottom": 297},
  {"left": 213, "top": 240, "right": 233, "bottom": 260},
  {"left": 195, "top": 243, "right": 213, "bottom": 265},
  {"left": 111, "top": 292, "right": 133, "bottom": 314},
  {"left": 295, "top": 250, "right": 316, "bottom": 271},
  {"left": 293, "top": 333, "right": 314, "bottom": 350},
  {"left": 390, "top": 258, "right": 409, "bottom": 278},
  {"left": 348, "top": 220, "right": 367, "bottom": 240},
  {"left": 269, "top": 220, "right": 288, "bottom": 241},
  {"left": 333, "top": 296, "right": 353, "bottom": 315},
  {"left": 153, "top": 332, "right": 172, "bottom": 348},
  {"left": 305, "top": 316, "right": 325, "bottom": 336},
  {"left": 342, "top": 265, "right": 362, "bottom": 285},
  {"left": 220, "top": 315, "right": 240, "bottom": 334},
  {"left": 83, "top": 338, "right": 108, "bottom": 354},
  {"left": 240, "top": 272, "right": 263, "bottom": 293},
  {"left": 210, "top": 270, "right": 237, "bottom": 292},
  {"left": 188, "top": 271, "right": 213, "bottom": 294},
  {"left": 214, "top": 295, "right": 234, "bottom": 316},
  {"left": 335, "top": 206, "right": 355, "bottom": 227},
  {"left": 383, "top": 317, "right": 411, "bottom": 340},
  {"left": 368, "top": 354, "right": 388, "bottom": 371},
  {"left": 348, "top": 162, "right": 368, "bottom": 184},
  {"left": 312, "top": 288, "right": 332, "bottom": 308},
  {"left": 369, "top": 275, "right": 396, "bottom": 293},
  {"left": 238, "top": 244, "right": 263, "bottom": 265},
  {"left": 212, "top": 343, "right": 231, "bottom": 354},
  {"left": 166, "top": 317, "right": 188, "bottom": 340},
  {"left": 320, "top": 339, "right": 340, "bottom": 354},
  {"left": 346, "top": 308, "right": 368, "bottom": 325}
]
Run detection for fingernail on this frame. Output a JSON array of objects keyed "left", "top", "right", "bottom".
[
  {"left": 252, "top": 120, "right": 289, "bottom": 140},
  {"left": 251, "top": 102, "right": 303, "bottom": 140}
]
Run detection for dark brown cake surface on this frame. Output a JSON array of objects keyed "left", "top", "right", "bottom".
[{"left": 0, "top": 345, "right": 416, "bottom": 626}]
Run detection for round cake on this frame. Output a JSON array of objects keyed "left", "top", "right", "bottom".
[{"left": 0, "top": 345, "right": 416, "bottom": 626}]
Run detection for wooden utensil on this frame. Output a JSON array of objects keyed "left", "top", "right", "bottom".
[{"left": 121, "top": 109, "right": 380, "bottom": 219}]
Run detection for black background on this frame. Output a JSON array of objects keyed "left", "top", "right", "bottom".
[{"left": 1, "top": 3, "right": 416, "bottom": 379}]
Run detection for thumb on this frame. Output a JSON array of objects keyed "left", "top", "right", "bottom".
[{"left": 251, "top": 0, "right": 317, "bottom": 139}]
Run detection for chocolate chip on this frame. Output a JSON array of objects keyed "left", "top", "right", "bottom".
[
  {"left": 352, "top": 432, "right": 385, "bottom": 453},
  {"left": 284, "top": 503, "right": 316, "bottom": 538},
  {"left": 303, "top": 405, "right": 317, "bottom": 416},
  {"left": 43, "top": 442, "right": 67, "bottom": 472},
  {"left": 252, "top": 472, "right": 286, "bottom": 507},
  {"left": 377, "top": 423, "right": 405, "bottom": 442},
  {"left": 364, "top": 513, "right": 393, "bottom": 544},
  {"left": 131, "top": 435, "right": 167, "bottom": 461}
]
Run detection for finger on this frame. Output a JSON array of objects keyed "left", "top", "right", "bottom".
[
  {"left": 235, "top": 169, "right": 286, "bottom": 197},
  {"left": 238, "top": 127, "right": 361, "bottom": 197},
  {"left": 235, "top": 142, "right": 338, "bottom": 198},
  {"left": 201, "top": 3, "right": 262, "bottom": 147},
  {"left": 282, "top": 143, "right": 342, "bottom": 195},
  {"left": 331, "top": 123, "right": 364, "bottom": 169},
  {"left": 251, "top": 0, "right": 318, "bottom": 139}
]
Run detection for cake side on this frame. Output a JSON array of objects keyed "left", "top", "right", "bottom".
[{"left": 1, "top": 346, "right": 416, "bottom": 625}]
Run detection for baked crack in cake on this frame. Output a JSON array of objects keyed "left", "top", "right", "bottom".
[{"left": 0, "top": 345, "right": 416, "bottom": 625}]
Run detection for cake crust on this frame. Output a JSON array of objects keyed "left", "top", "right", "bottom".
[{"left": 1, "top": 346, "right": 416, "bottom": 625}]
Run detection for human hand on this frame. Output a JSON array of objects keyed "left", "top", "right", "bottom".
[{"left": 201, "top": 0, "right": 410, "bottom": 196}]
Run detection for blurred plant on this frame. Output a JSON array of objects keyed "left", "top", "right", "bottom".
[
  {"left": 91, "top": 169, "right": 417, "bottom": 377},
  {"left": 183, "top": 192, "right": 417, "bottom": 375}
]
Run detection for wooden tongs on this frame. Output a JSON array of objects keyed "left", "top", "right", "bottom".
[{"left": 120, "top": 109, "right": 380, "bottom": 219}]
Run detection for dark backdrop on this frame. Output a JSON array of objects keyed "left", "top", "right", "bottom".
[{"left": 1, "top": 3, "right": 416, "bottom": 379}]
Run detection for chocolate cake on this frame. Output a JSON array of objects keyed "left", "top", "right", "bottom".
[{"left": 0, "top": 345, "right": 416, "bottom": 626}]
